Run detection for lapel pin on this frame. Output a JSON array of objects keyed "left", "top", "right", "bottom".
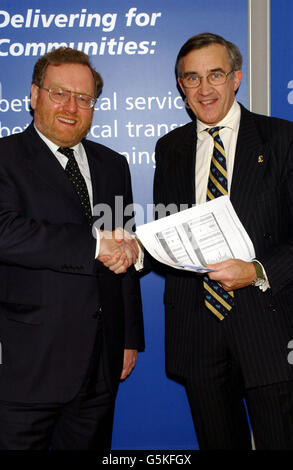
[{"left": 258, "top": 155, "right": 264, "bottom": 163}]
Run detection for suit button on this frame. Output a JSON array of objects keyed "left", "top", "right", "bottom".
[
  {"left": 263, "top": 232, "right": 272, "bottom": 239},
  {"left": 92, "top": 305, "right": 103, "bottom": 319}
]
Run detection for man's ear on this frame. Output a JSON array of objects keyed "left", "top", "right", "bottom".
[
  {"left": 177, "top": 77, "right": 186, "bottom": 96},
  {"left": 30, "top": 84, "right": 39, "bottom": 110},
  {"left": 233, "top": 70, "right": 243, "bottom": 93}
]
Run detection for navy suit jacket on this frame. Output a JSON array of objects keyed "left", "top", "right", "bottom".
[
  {"left": 0, "top": 123, "right": 144, "bottom": 403},
  {"left": 154, "top": 104, "right": 293, "bottom": 388}
]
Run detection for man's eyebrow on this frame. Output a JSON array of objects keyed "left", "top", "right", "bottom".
[
  {"left": 47, "top": 84, "right": 93, "bottom": 96},
  {"left": 182, "top": 67, "right": 225, "bottom": 76},
  {"left": 210, "top": 67, "right": 226, "bottom": 72},
  {"left": 182, "top": 71, "right": 198, "bottom": 76}
]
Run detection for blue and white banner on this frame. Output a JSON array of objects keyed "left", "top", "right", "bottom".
[{"left": 0, "top": 0, "right": 248, "bottom": 449}]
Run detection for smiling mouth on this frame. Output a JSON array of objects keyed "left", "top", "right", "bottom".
[
  {"left": 200, "top": 99, "right": 217, "bottom": 105},
  {"left": 57, "top": 116, "right": 77, "bottom": 125}
]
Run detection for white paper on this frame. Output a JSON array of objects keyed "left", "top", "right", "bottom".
[{"left": 136, "top": 196, "right": 255, "bottom": 273}]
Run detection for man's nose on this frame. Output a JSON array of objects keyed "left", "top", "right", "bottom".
[
  {"left": 198, "top": 76, "right": 213, "bottom": 94},
  {"left": 63, "top": 94, "right": 78, "bottom": 112}
]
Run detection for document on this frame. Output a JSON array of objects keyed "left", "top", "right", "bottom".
[{"left": 136, "top": 196, "right": 255, "bottom": 273}]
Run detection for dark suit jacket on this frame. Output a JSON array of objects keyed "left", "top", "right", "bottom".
[
  {"left": 0, "top": 123, "right": 144, "bottom": 403},
  {"left": 154, "top": 104, "right": 293, "bottom": 388}
]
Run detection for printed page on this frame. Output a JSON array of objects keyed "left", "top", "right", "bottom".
[{"left": 136, "top": 196, "right": 255, "bottom": 272}]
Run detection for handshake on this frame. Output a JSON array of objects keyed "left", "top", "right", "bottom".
[{"left": 97, "top": 228, "right": 142, "bottom": 274}]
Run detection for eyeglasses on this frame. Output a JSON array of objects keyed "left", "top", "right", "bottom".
[
  {"left": 40, "top": 87, "right": 96, "bottom": 109},
  {"left": 180, "top": 70, "right": 235, "bottom": 88}
]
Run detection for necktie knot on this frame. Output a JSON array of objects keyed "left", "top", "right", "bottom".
[
  {"left": 58, "top": 147, "right": 74, "bottom": 159},
  {"left": 205, "top": 126, "right": 223, "bottom": 139}
]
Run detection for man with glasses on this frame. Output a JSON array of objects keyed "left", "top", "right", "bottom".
[
  {"left": 154, "top": 32, "right": 293, "bottom": 449},
  {"left": 0, "top": 47, "right": 144, "bottom": 450}
]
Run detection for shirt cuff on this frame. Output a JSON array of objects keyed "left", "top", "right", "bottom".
[
  {"left": 253, "top": 259, "right": 270, "bottom": 292},
  {"left": 134, "top": 238, "right": 144, "bottom": 271},
  {"left": 95, "top": 227, "right": 100, "bottom": 258}
]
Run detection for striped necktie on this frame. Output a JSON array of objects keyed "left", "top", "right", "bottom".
[
  {"left": 58, "top": 147, "right": 92, "bottom": 225},
  {"left": 203, "top": 127, "right": 234, "bottom": 320}
]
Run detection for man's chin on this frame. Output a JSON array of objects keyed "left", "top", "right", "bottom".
[{"left": 53, "top": 131, "right": 84, "bottom": 148}]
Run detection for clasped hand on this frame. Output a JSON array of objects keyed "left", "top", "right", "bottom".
[
  {"left": 98, "top": 228, "right": 139, "bottom": 274},
  {"left": 206, "top": 259, "right": 257, "bottom": 291}
]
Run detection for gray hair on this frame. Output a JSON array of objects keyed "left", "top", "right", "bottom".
[{"left": 176, "top": 32, "right": 243, "bottom": 76}]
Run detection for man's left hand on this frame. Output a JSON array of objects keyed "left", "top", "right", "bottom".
[
  {"left": 206, "top": 259, "right": 256, "bottom": 291},
  {"left": 120, "top": 349, "right": 138, "bottom": 380}
]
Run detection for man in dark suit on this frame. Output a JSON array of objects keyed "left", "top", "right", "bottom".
[
  {"left": 154, "top": 33, "right": 293, "bottom": 449},
  {"left": 0, "top": 47, "right": 144, "bottom": 450}
]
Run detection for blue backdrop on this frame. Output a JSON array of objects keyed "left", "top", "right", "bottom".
[
  {"left": 0, "top": 0, "right": 249, "bottom": 450},
  {"left": 271, "top": 0, "right": 293, "bottom": 122}
]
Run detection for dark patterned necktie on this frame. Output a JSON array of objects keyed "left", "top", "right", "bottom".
[
  {"left": 203, "top": 127, "right": 234, "bottom": 320},
  {"left": 58, "top": 147, "right": 92, "bottom": 225}
]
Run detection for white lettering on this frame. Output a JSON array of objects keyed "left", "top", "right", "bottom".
[
  {"left": 54, "top": 14, "right": 67, "bottom": 28},
  {"left": 90, "top": 120, "right": 118, "bottom": 139},
  {"left": 125, "top": 7, "right": 161, "bottom": 27},
  {"left": 0, "top": 9, "right": 118, "bottom": 31},
  {"left": 121, "top": 147, "right": 156, "bottom": 168},
  {"left": 125, "top": 121, "right": 183, "bottom": 138},
  {"left": 125, "top": 92, "right": 184, "bottom": 111},
  {"left": 25, "top": 9, "right": 32, "bottom": 27},
  {"left": 0, "top": 121, "right": 30, "bottom": 137},
  {"left": 0, "top": 38, "right": 156, "bottom": 57},
  {"left": 11, "top": 14, "right": 24, "bottom": 28},
  {"left": 287, "top": 80, "right": 293, "bottom": 105},
  {"left": 41, "top": 14, "right": 55, "bottom": 28},
  {"left": 0, "top": 10, "right": 10, "bottom": 28}
]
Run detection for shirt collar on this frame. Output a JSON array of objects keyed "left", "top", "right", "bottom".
[
  {"left": 197, "top": 100, "right": 241, "bottom": 140},
  {"left": 33, "top": 123, "right": 84, "bottom": 160}
]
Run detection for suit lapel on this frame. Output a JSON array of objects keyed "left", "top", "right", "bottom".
[
  {"left": 23, "top": 124, "right": 91, "bottom": 218},
  {"left": 172, "top": 122, "right": 197, "bottom": 208},
  {"left": 230, "top": 105, "right": 270, "bottom": 230}
]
